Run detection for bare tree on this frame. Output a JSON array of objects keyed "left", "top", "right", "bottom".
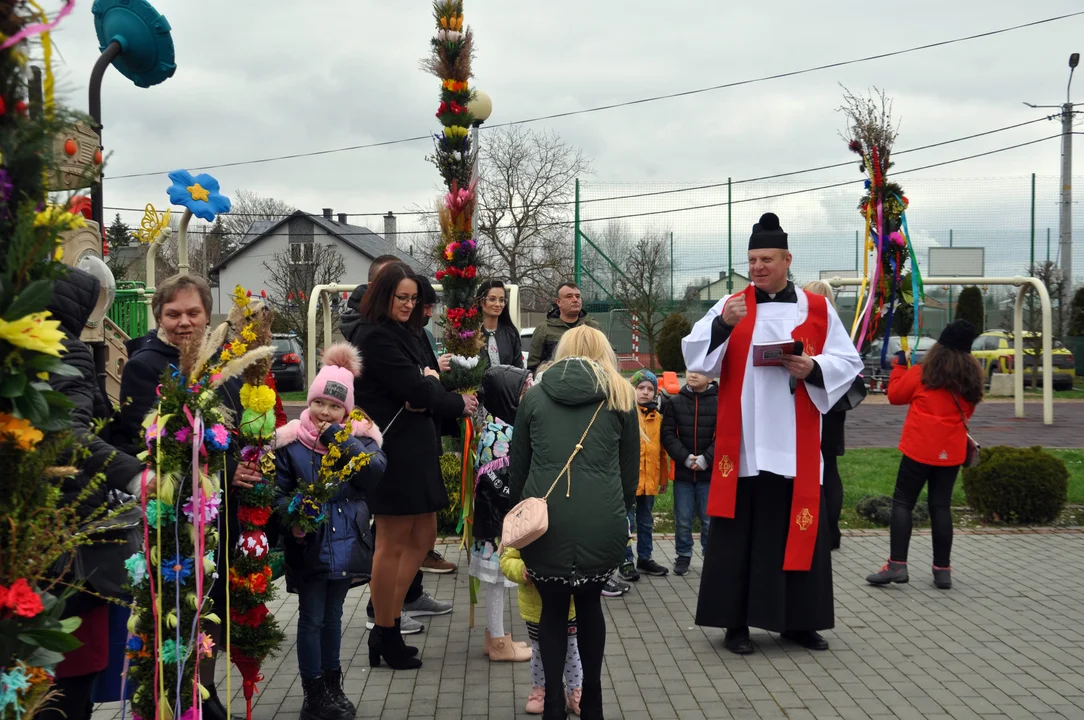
[
  {"left": 475, "top": 126, "right": 592, "bottom": 312},
  {"left": 610, "top": 230, "right": 672, "bottom": 365},
  {"left": 220, "top": 189, "right": 296, "bottom": 252},
  {"left": 262, "top": 244, "right": 347, "bottom": 351}
]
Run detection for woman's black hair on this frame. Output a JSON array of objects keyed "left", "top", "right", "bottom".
[
  {"left": 358, "top": 261, "right": 425, "bottom": 330},
  {"left": 476, "top": 278, "right": 516, "bottom": 330}
]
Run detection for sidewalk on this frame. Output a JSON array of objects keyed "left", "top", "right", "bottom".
[{"left": 94, "top": 533, "right": 1084, "bottom": 719}]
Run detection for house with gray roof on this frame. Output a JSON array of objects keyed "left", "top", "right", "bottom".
[{"left": 208, "top": 209, "right": 426, "bottom": 314}]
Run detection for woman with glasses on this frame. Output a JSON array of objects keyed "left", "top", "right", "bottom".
[
  {"left": 356, "top": 263, "right": 479, "bottom": 669},
  {"left": 476, "top": 279, "right": 525, "bottom": 368}
]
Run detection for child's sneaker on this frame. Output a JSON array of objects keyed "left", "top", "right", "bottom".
[
  {"left": 566, "top": 688, "right": 582, "bottom": 716},
  {"left": 618, "top": 561, "right": 640, "bottom": 582},
  {"left": 525, "top": 686, "right": 545, "bottom": 714},
  {"left": 601, "top": 578, "right": 629, "bottom": 597},
  {"left": 674, "top": 556, "right": 691, "bottom": 576},
  {"left": 637, "top": 558, "right": 669, "bottom": 577}
]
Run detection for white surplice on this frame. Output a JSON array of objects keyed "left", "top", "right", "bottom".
[{"left": 682, "top": 288, "right": 863, "bottom": 480}]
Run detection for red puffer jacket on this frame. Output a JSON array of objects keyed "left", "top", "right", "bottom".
[{"left": 887, "top": 362, "right": 975, "bottom": 466}]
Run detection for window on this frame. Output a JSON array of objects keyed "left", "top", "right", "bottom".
[{"left": 288, "top": 217, "right": 314, "bottom": 264}]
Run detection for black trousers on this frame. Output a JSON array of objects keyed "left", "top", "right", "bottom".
[
  {"left": 822, "top": 453, "right": 843, "bottom": 549},
  {"left": 536, "top": 580, "right": 606, "bottom": 720},
  {"left": 891, "top": 455, "right": 959, "bottom": 567},
  {"left": 696, "top": 473, "right": 834, "bottom": 633}
]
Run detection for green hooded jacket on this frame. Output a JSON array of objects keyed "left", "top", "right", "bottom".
[
  {"left": 508, "top": 357, "right": 640, "bottom": 581},
  {"left": 525, "top": 307, "right": 601, "bottom": 374}
]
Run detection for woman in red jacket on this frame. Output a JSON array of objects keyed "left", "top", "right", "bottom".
[{"left": 866, "top": 320, "right": 984, "bottom": 590}]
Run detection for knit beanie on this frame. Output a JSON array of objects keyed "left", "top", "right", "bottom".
[
  {"left": 631, "top": 369, "right": 658, "bottom": 393},
  {"left": 938, "top": 320, "right": 979, "bottom": 353},
  {"left": 307, "top": 342, "right": 362, "bottom": 413}
]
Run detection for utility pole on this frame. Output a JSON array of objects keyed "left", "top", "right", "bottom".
[{"left": 1024, "top": 52, "right": 1079, "bottom": 318}]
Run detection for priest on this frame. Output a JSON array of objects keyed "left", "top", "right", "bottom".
[{"left": 682, "top": 212, "right": 862, "bottom": 654}]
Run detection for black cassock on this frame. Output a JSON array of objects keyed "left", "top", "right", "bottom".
[{"left": 695, "top": 472, "right": 834, "bottom": 633}]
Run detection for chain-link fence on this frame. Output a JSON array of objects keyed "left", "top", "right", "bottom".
[{"left": 574, "top": 175, "right": 1082, "bottom": 357}]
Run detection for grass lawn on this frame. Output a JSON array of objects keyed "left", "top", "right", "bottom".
[
  {"left": 280, "top": 390, "right": 308, "bottom": 402},
  {"left": 649, "top": 447, "right": 1084, "bottom": 531}
]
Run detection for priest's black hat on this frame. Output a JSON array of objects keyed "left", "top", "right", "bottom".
[
  {"left": 749, "top": 212, "right": 788, "bottom": 250},
  {"left": 938, "top": 319, "right": 979, "bottom": 353}
]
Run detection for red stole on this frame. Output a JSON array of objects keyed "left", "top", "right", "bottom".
[{"left": 708, "top": 285, "right": 829, "bottom": 572}]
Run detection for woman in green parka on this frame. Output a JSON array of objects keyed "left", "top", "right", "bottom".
[{"left": 509, "top": 325, "right": 640, "bottom": 720}]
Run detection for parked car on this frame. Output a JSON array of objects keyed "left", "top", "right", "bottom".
[
  {"left": 863, "top": 335, "right": 937, "bottom": 391},
  {"left": 270, "top": 333, "right": 306, "bottom": 391},
  {"left": 520, "top": 326, "right": 533, "bottom": 367},
  {"left": 970, "top": 330, "right": 1076, "bottom": 390}
]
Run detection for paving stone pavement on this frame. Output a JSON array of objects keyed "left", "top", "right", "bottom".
[{"left": 94, "top": 533, "right": 1084, "bottom": 720}]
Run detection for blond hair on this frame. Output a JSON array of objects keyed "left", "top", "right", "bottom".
[
  {"left": 551, "top": 326, "right": 636, "bottom": 413},
  {"left": 802, "top": 280, "right": 837, "bottom": 309},
  {"left": 153, "top": 274, "right": 213, "bottom": 321}
]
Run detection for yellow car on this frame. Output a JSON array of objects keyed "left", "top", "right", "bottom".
[{"left": 970, "top": 330, "right": 1076, "bottom": 390}]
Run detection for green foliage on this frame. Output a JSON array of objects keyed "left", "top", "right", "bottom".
[
  {"left": 956, "top": 286, "right": 985, "bottom": 331},
  {"left": 856, "top": 494, "right": 928, "bottom": 526},
  {"left": 656, "top": 313, "right": 691, "bottom": 372},
  {"left": 962, "top": 445, "right": 1069, "bottom": 524},
  {"left": 1069, "top": 287, "right": 1084, "bottom": 336},
  {"left": 438, "top": 452, "right": 462, "bottom": 535}
]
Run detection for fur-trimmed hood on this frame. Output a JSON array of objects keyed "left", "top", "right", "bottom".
[{"left": 272, "top": 415, "right": 383, "bottom": 450}]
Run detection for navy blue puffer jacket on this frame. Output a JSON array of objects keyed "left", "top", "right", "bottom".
[{"left": 273, "top": 417, "right": 387, "bottom": 589}]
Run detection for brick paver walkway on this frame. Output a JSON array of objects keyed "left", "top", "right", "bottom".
[{"left": 95, "top": 534, "right": 1084, "bottom": 720}]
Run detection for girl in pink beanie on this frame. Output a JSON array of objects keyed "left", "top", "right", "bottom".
[{"left": 273, "top": 341, "right": 387, "bottom": 720}]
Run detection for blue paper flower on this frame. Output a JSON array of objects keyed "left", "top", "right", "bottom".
[
  {"left": 126, "top": 635, "right": 144, "bottom": 653},
  {"left": 162, "top": 555, "right": 194, "bottom": 585},
  {"left": 0, "top": 665, "right": 30, "bottom": 718},
  {"left": 204, "top": 424, "right": 230, "bottom": 451},
  {"left": 166, "top": 169, "right": 231, "bottom": 222}
]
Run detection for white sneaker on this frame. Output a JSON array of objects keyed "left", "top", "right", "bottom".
[{"left": 364, "top": 615, "right": 424, "bottom": 634}]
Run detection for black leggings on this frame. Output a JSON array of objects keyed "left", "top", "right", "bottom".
[
  {"left": 891, "top": 455, "right": 960, "bottom": 567},
  {"left": 536, "top": 580, "right": 605, "bottom": 718}
]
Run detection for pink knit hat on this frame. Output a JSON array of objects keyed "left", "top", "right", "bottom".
[{"left": 307, "top": 342, "right": 362, "bottom": 413}]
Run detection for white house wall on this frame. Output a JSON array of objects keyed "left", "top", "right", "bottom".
[{"left": 212, "top": 223, "right": 376, "bottom": 314}]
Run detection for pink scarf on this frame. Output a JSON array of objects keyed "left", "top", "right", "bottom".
[{"left": 297, "top": 409, "right": 329, "bottom": 455}]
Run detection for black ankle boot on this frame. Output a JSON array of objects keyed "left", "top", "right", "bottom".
[
  {"left": 321, "top": 667, "right": 355, "bottom": 716},
  {"left": 368, "top": 625, "right": 423, "bottom": 670},
  {"left": 300, "top": 675, "right": 351, "bottom": 720},
  {"left": 394, "top": 617, "right": 419, "bottom": 657},
  {"left": 723, "top": 626, "right": 753, "bottom": 655}
]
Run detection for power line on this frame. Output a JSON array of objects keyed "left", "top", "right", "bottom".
[
  {"left": 111, "top": 134, "right": 1061, "bottom": 241},
  {"left": 102, "top": 116, "right": 1056, "bottom": 219},
  {"left": 101, "top": 11, "right": 1084, "bottom": 181}
]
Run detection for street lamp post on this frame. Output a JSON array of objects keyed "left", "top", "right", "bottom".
[
  {"left": 1023, "top": 52, "right": 1079, "bottom": 322},
  {"left": 467, "top": 89, "right": 492, "bottom": 241}
]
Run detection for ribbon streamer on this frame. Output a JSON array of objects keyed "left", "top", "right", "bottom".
[{"left": 0, "top": 0, "right": 75, "bottom": 50}]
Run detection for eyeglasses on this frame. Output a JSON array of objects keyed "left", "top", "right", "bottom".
[
  {"left": 394, "top": 294, "right": 419, "bottom": 305},
  {"left": 484, "top": 296, "right": 507, "bottom": 304}
]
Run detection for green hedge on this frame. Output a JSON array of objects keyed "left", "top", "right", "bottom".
[{"left": 962, "top": 445, "right": 1068, "bottom": 524}]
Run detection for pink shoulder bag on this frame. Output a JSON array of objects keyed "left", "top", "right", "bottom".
[{"left": 501, "top": 401, "right": 606, "bottom": 550}]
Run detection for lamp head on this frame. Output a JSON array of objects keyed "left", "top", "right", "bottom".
[
  {"left": 1070, "top": 53, "right": 1080, "bottom": 69},
  {"left": 468, "top": 89, "right": 492, "bottom": 125}
]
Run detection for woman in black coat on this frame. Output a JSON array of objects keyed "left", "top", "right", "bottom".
[
  {"left": 355, "top": 263, "right": 478, "bottom": 669},
  {"left": 477, "top": 279, "right": 523, "bottom": 368},
  {"left": 114, "top": 274, "right": 255, "bottom": 720}
]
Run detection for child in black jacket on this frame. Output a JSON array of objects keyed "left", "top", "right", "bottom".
[{"left": 661, "top": 371, "right": 718, "bottom": 576}]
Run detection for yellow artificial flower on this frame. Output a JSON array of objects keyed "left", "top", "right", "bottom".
[
  {"left": 232, "top": 285, "right": 250, "bottom": 307},
  {"left": 0, "top": 413, "right": 44, "bottom": 450},
  {"left": 219, "top": 348, "right": 233, "bottom": 362},
  {"left": 443, "top": 125, "right": 468, "bottom": 139},
  {"left": 241, "top": 326, "right": 257, "bottom": 342},
  {"left": 0, "top": 311, "right": 65, "bottom": 357},
  {"left": 232, "top": 342, "right": 248, "bottom": 356},
  {"left": 239, "top": 383, "right": 276, "bottom": 413},
  {"left": 34, "top": 205, "right": 87, "bottom": 231}
]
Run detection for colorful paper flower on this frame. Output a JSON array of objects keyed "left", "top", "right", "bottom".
[
  {"left": 0, "top": 665, "right": 30, "bottom": 717},
  {"left": 0, "top": 578, "right": 44, "bottom": 618},
  {"left": 166, "top": 169, "right": 232, "bottom": 222},
  {"left": 0, "top": 311, "right": 65, "bottom": 357},
  {"left": 162, "top": 555, "right": 194, "bottom": 585},
  {"left": 126, "top": 635, "right": 144, "bottom": 653},
  {"left": 182, "top": 490, "right": 221, "bottom": 524},
  {"left": 125, "top": 553, "right": 148, "bottom": 585},
  {"left": 145, "top": 500, "right": 176, "bottom": 526},
  {"left": 204, "top": 424, "right": 230, "bottom": 450},
  {"left": 237, "top": 505, "right": 272, "bottom": 528},
  {"left": 0, "top": 413, "right": 44, "bottom": 451},
  {"left": 239, "top": 383, "right": 276, "bottom": 414},
  {"left": 197, "top": 632, "right": 215, "bottom": 658},
  {"left": 33, "top": 204, "right": 87, "bottom": 231},
  {"left": 159, "top": 639, "right": 187, "bottom": 663}
]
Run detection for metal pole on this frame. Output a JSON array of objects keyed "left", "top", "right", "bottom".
[
  {"left": 855, "top": 230, "right": 859, "bottom": 271},
  {"left": 470, "top": 123, "right": 481, "bottom": 241},
  {"left": 726, "top": 177, "right": 733, "bottom": 294},
  {"left": 948, "top": 229, "right": 954, "bottom": 322},
  {"left": 574, "top": 178, "right": 581, "bottom": 285},
  {"left": 1059, "top": 102, "right": 1073, "bottom": 299},
  {"left": 1047, "top": 228, "right": 1051, "bottom": 263},
  {"left": 89, "top": 41, "right": 122, "bottom": 228},
  {"left": 1030, "top": 172, "right": 1036, "bottom": 274}
]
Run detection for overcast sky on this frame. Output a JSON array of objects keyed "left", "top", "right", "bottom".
[{"left": 43, "top": 0, "right": 1084, "bottom": 283}]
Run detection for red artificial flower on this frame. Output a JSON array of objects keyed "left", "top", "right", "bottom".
[
  {"left": 261, "top": 289, "right": 267, "bottom": 298},
  {"left": 435, "top": 270, "right": 446, "bottom": 281},
  {"left": 238, "top": 506, "right": 273, "bottom": 527},
  {"left": 0, "top": 584, "right": 7, "bottom": 607},
  {"left": 0, "top": 97, "right": 6, "bottom": 116},
  {"left": 6, "top": 578, "right": 44, "bottom": 618},
  {"left": 231, "top": 604, "right": 270, "bottom": 628},
  {"left": 463, "top": 266, "right": 477, "bottom": 280},
  {"left": 15, "top": 100, "right": 27, "bottom": 116}
]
